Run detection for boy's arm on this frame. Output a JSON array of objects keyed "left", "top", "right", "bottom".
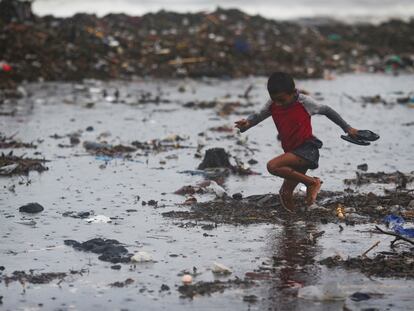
[
  {"left": 300, "top": 94, "right": 353, "bottom": 133},
  {"left": 235, "top": 99, "right": 272, "bottom": 132}
]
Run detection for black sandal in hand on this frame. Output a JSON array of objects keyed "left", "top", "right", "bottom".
[{"left": 341, "top": 130, "right": 379, "bottom": 146}]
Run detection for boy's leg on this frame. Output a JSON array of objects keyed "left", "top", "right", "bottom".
[
  {"left": 279, "top": 167, "right": 307, "bottom": 212},
  {"left": 281, "top": 167, "right": 308, "bottom": 193},
  {"left": 267, "top": 152, "right": 321, "bottom": 205}
]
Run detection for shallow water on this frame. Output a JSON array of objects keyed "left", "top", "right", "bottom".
[{"left": 1, "top": 73, "right": 414, "bottom": 310}]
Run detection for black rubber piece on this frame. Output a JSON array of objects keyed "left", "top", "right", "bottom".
[
  {"left": 355, "top": 130, "right": 380, "bottom": 141},
  {"left": 341, "top": 135, "right": 371, "bottom": 146}
]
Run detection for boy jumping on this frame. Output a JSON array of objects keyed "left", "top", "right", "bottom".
[{"left": 235, "top": 72, "right": 358, "bottom": 212}]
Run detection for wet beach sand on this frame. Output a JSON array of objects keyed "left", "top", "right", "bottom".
[{"left": 1, "top": 73, "right": 414, "bottom": 310}]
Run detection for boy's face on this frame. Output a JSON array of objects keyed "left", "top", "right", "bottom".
[{"left": 270, "top": 91, "right": 296, "bottom": 106}]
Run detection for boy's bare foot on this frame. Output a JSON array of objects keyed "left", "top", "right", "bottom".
[
  {"left": 306, "top": 177, "right": 322, "bottom": 206},
  {"left": 279, "top": 187, "right": 296, "bottom": 214}
]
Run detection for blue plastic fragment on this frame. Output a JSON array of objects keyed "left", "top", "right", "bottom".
[
  {"left": 394, "top": 226, "right": 414, "bottom": 238},
  {"left": 383, "top": 214, "right": 405, "bottom": 228},
  {"left": 383, "top": 214, "right": 414, "bottom": 238},
  {"left": 95, "top": 155, "right": 113, "bottom": 162}
]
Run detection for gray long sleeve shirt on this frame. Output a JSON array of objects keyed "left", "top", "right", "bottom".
[{"left": 245, "top": 93, "right": 351, "bottom": 133}]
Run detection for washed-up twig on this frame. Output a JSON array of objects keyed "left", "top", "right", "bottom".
[
  {"left": 361, "top": 240, "right": 380, "bottom": 257},
  {"left": 374, "top": 226, "right": 414, "bottom": 247},
  {"left": 342, "top": 93, "right": 357, "bottom": 102},
  {"left": 243, "top": 85, "right": 253, "bottom": 99}
]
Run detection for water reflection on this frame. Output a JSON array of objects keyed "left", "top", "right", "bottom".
[{"left": 265, "top": 220, "right": 343, "bottom": 310}]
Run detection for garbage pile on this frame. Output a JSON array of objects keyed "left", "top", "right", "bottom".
[
  {"left": 1, "top": 0, "right": 414, "bottom": 89},
  {"left": 0, "top": 133, "right": 37, "bottom": 149},
  {"left": 164, "top": 188, "right": 414, "bottom": 225},
  {"left": 0, "top": 152, "right": 48, "bottom": 176}
]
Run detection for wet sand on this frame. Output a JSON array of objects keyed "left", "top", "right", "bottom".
[{"left": 1, "top": 73, "right": 414, "bottom": 310}]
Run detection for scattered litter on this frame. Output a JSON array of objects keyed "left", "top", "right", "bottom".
[
  {"left": 131, "top": 251, "right": 153, "bottom": 263},
  {"left": 178, "top": 278, "right": 254, "bottom": 299},
  {"left": 0, "top": 134, "right": 37, "bottom": 149},
  {"left": 205, "top": 181, "right": 227, "bottom": 198},
  {"left": 84, "top": 215, "right": 111, "bottom": 224},
  {"left": 344, "top": 171, "right": 414, "bottom": 187},
  {"left": 64, "top": 238, "right": 132, "bottom": 263},
  {"left": 298, "top": 282, "right": 347, "bottom": 301},
  {"left": 0, "top": 152, "right": 48, "bottom": 176},
  {"left": 1, "top": 270, "right": 84, "bottom": 285},
  {"left": 1, "top": 4, "right": 414, "bottom": 90},
  {"left": 62, "top": 211, "right": 93, "bottom": 219},
  {"left": 109, "top": 278, "right": 134, "bottom": 288},
  {"left": 212, "top": 262, "right": 232, "bottom": 275},
  {"left": 83, "top": 141, "right": 136, "bottom": 157},
  {"left": 243, "top": 295, "right": 258, "bottom": 303},
  {"left": 383, "top": 215, "right": 414, "bottom": 238},
  {"left": 181, "top": 274, "right": 193, "bottom": 285},
  {"left": 320, "top": 251, "right": 414, "bottom": 278}
]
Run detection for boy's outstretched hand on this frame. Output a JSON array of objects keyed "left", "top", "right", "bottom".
[
  {"left": 347, "top": 127, "right": 359, "bottom": 137},
  {"left": 235, "top": 119, "right": 251, "bottom": 132}
]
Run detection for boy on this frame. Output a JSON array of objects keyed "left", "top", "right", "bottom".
[{"left": 235, "top": 72, "right": 358, "bottom": 212}]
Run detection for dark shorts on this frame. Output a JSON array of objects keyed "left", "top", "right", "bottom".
[{"left": 291, "top": 138, "right": 323, "bottom": 169}]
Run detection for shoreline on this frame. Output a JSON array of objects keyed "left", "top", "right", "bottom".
[{"left": 1, "top": 2, "right": 414, "bottom": 89}]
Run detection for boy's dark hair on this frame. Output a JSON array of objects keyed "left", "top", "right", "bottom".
[{"left": 267, "top": 72, "right": 295, "bottom": 94}]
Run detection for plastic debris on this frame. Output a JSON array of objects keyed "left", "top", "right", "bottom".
[
  {"left": 0, "top": 163, "right": 18, "bottom": 174},
  {"left": 205, "top": 181, "right": 227, "bottom": 198},
  {"left": 336, "top": 204, "right": 346, "bottom": 219},
  {"left": 181, "top": 274, "right": 193, "bottom": 285},
  {"left": 212, "top": 262, "right": 232, "bottom": 275},
  {"left": 85, "top": 215, "right": 111, "bottom": 223},
  {"left": 0, "top": 62, "right": 12, "bottom": 72},
  {"left": 383, "top": 214, "right": 414, "bottom": 238},
  {"left": 131, "top": 251, "right": 153, "bottom": 263},
  {"left": 297, "top": 281, "right": 347, "bottom": 301}
]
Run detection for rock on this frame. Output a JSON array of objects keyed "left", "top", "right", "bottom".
[
  {"left": 83, "top": 141, "right": 111, "bottom": 151},
  {"left": 110, "top": 265, "right": 121, "bottom": 270},
  {"left": 198, "top": 148, "right": 232, "bottom": 170},
  {"left": 247, "top": 159, "right": 258, "bottom": 165},
  {"left": 232, "top": 193, "right": 243, "bottom": 200},
  {"left": 243, "top": 295, "right": 258, "bottom": 303},
  {"left": 160, "top": 284, "right": 170, "bottom": 291},
  {"left": 19, "top": 203, "right": 44, "bottom": 213},
  {"left": 357, "top": 163, "right": 368, "bottom": 171},
  {"left": 147, "top": 200, "right": 158, "bottom": 206},
  {"left": 70, "top": 136, "right": 80, "bottom": 145},
  {"left": 64, "top": 238, "right": 132, "bottom": 263},
  {"left": 350, "top": 292, "right": 371, "bottom": 301}
]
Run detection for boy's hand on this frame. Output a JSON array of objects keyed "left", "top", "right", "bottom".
[
  {"left": 235, "top": 119, "right": 251, "bottom": 132},
  {"left": 347, "top": 127, "right": 358, "bottom": 137}
]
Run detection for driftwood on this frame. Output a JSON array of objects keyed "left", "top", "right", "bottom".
[
  {"left": 374, "top": 226, "right": 414, "bottom": 247},
  {"left": 361, "top": 240, "right": 381, "bottom": 257}
]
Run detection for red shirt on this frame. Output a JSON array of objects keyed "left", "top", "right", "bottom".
[{"left": 270, "top": 100, "right": 313, "bottom": 152}]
